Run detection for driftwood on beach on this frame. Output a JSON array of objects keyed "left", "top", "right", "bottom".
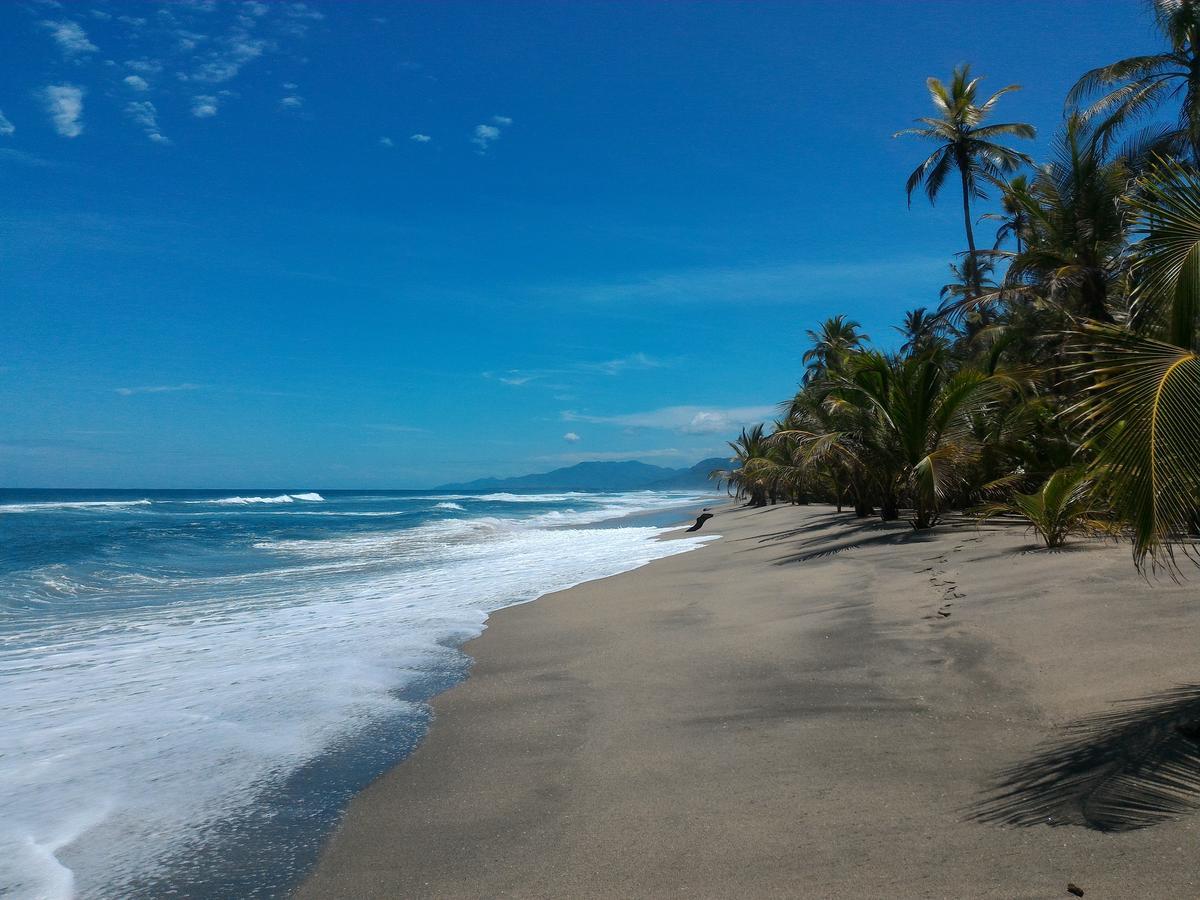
[{"left": 686, "top": 513, "right": 714, "bottom": 532}]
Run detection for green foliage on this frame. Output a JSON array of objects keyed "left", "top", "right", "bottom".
[
  {"left": 979, "top": 467, "right": 1113, "bottom": 549},
  {"left": 725, "top": 3, "right": 1200, "bottom": 570}
]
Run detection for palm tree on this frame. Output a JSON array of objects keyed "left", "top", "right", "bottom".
[
  {"left": 827, "top": 352, "right": 1014, "bottom": 528},
  {"left": 939, "top": 254, "right": 1000, "bottom": 313},
  {"left": 1073, "top": 157, "right": 1200, "bottom": 567},
  {"left": 1067, "top": 0, "right": 1200, "bottom": 160},
  {"left": 895, "top": 64, "right": 1036, "bottom": 282},
  {"left": 978, "top": 467, "right": 1113, "bottom": 549},
  {"left": 894, "top": 307, "right": 947, "bottom": 356},
  {"left": 988, "top": 116, "right": 1130, "bottom": 326},
  {"left": 982, "top": 174, "right": 1031, "bottom": 253},
  {"left": 714, "top": 424, "right": 774, "bottom": 507},
  {"left": 802, "top": 315, "right": 867, "bottom": 384}
]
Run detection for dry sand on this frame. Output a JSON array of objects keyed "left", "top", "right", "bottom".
[{"left": 298, "top": 503, "right": 1200, "bottom": 899}]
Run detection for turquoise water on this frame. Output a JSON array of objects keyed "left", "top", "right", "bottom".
[{"left": 0, "top": 489, "right": 715, "bottom": 898}]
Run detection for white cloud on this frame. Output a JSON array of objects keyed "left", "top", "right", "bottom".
[
  {"left": 471, "top": 115, "right": 512, "bottom": 152},
  {"left": 287, "top": 3, "right": 325, "bottom": 21},
  {"left": 410, "top": 133, "right": 431, "bottom": 143},
  {"left": 243, "top": 1, "right": 269, "bottom": 16},
  {"left": 563, "top": 432, "right": 581, "bottom": 443},
  {"left": 42, "top": 20, "right": 98, "bottom": 56},
  {"left": 126, "top": 58, "right": 163, "bottom": 74},
  {"left": 191, "top": 36, "right": 265, "bottom": 83},
  {"left": 125, "top": 100, "right": 169, "bottom": 143},
  {"left": 191, "top": 95, "right": 219, "bottom": 118},
  {"left": 583, "top": 352, "right": 666, "bottom": 376},
  {"left": 472, "top": 124, "right": 499, "bottom": 145},
  {"left": 279, "top": 95, "right": 303, "bottom": 110},
  {"left": 115, "top": 383, "right": 202, "bottom": 396},
  {"left": 486, "top": 371, "right": 538, "bottom": 386},
  {"left": 379, "top": 136, "right": 394, "bottom": 147},
  {"left": 123, "top": 74, "right": 149, "bottom": 91},
  {"left": 0, "top": 111, "right": 13, "bottom": 136},
  {"left": 562, "top": 404, "right": 778, "bottom": 435},
  {"left": 42, "top": 85, "right": 85, "bottom": 138}
]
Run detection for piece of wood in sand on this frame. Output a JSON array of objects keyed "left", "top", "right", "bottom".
[{"left": 686, "top": 513, "right": 714, "bottom": 532}]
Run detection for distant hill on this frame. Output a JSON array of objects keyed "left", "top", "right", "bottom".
[{"left": 438, "top": 457, "right": 730, "bottom": 492}]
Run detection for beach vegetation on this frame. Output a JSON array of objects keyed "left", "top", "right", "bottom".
[{"left": 716, "top": 2, "right": 1200, "bottom": 570}]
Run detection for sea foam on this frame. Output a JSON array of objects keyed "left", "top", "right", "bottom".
[{"left": 0, "top": 489, "right": 713, "bottom": 898}]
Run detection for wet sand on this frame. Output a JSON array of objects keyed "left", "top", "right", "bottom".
[{"left": 299, "top": 503, "right": 1200, "bottom": 899}]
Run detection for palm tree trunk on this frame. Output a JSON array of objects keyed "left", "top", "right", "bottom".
[{"left": 960, "top": 166, "right": 978, "bottom": 295}]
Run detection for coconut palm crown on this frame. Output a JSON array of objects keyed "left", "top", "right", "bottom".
[{"left": 895, "top": 64, "right": 1036, "bottom": 279}]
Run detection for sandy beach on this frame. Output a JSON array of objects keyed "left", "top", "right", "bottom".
[{"left": 298, "top": 503, "right": 1200, "bottom": 899}]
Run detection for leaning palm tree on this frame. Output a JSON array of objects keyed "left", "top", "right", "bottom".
[
  {"left": 1073, "top": 156, "right": 1200, "bottom": 568},
  {"left": 895, "top": 64, "right": 1036, "bottom": 281},
  {"left": 802, "top": 315, "right": 867, "bottom": 384},
  {"left": 1067, "top": 0, "right": 1200, "bottom": 160}
]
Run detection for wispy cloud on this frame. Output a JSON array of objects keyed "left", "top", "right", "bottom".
[
  {"left": 410, "top": 133, "right": 431, "bottom": 143},
  {"left": 471, "top": 115, "right": 512, "bottom": 152},
  {"left": 0, "top": 149, "right": 55, "bottom": 167},
  {"left": 279, "top": 94, "right": 303, "bottom": 110},
  {"left": 580, "top": 352, "right": 667, "bottom": 376},
  {"left": 125, "top": 100, "right": 169, "bottom": 143},
  {"left": 549, "top": 257, "right": 947, "bottom": 306},
  {"left": 484, "top": 352, "right": 669, "bottom": 388},
  {"left": 562, "top": 404, "right": 777, "bottom": 435},
  {"left": 363, "top": 423, "right": 426, "bottom": 433},
  {"left": 538, "top": 448, "right": 692, "bottom": 464},
  {"left": 188, "top": 33, "right": 266, "bottom": 83},
  {"left": 42, "top": 19, "right": 97, "bottom": 56},
  {"left": 0, "top": 111, "right": 13, "bottom": 136},
  {"left": 114, "top": 383, "right": 202, "bottom": 397},
  {"left": 126, "top": 58, "right": 163, "bottom": 75},
  {"left": 563, "top": 431, "right": 581, "bottom": 443},
  {"left": 42, "top": 85, "right": 85, "bottom": 138},
  {"left": 379, "top": 136, "right": 394, "bottom": 147},
  {"left": 123, "top": 74, "right": 149, "bottom": 91},
  {"left": 191, "top": 95, "right": 219, "bottom": 118}
]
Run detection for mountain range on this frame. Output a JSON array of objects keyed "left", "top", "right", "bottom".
[{"left": 437, "top": 457, "right": 729, "bottom": 492}]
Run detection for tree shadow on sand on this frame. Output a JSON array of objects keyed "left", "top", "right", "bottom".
[{"left": 972, "top": 685, "right": 1200, "bottom": 832}]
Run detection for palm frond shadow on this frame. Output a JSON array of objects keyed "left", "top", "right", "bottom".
[
  {"left": 766, "top": 522, "right": 932, "bottom": 564},
  {"left": 972, "top": 685, "right": 1200, "bottom": 832}
]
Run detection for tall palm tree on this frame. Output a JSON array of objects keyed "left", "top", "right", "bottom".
[
  {"left": 895, "top": 64, "right": 1036, "bottom": 281},
  {"left": 802, "top": 315, "right": 867, "bottom": 384},
  {"left": 1067, "top": 0, "right": 1200, "bottom": 160}
]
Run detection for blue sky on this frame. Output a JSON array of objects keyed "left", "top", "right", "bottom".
[{"left": 0, "top": 0, "right": 1155, "bottom": 487}]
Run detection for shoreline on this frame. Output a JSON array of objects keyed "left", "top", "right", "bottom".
[{"left": 298, "top": 503, "right": 1200, "bottom": 898}]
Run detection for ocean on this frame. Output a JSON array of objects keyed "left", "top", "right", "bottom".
[{"left": 0, "top": 488, "right": 717, "bottom": 899}]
